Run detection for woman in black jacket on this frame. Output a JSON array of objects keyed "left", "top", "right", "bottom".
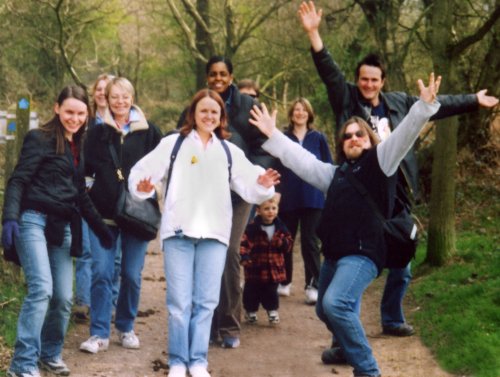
[
  {"left": 1, "top": 85, "right": 112, "bottom": 377},
  {"left": 79, "top": 77, "right": 162, "bottom": 354}
]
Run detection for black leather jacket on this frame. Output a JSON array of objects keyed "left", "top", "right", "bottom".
[{"left": 312, "top": 47, "right": 478, "bottom": 197}]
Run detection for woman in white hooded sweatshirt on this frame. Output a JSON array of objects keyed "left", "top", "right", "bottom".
[{"left": 128, "top": 89, "right": 279, "bottom": 377}]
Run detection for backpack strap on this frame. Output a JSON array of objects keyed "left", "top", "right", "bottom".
[
  {"left": 164, "top": 134, "right": 186, "bottom": 199},
  {"left": 220, "top": 139, "right": 232, "bottom": 182}
]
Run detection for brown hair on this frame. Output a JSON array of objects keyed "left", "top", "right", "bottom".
[
  {"left": 39, "top": 85, "right": 89, "bottom": 154},
  {"left": 335, "top": 116, "right": 379, "bottom": 164},
  {"left": 180, "top": 89, "right": 231, "bottom": 140},
  {"left": 237, "top": 79, "right": 260, "bottom": 98},
  {"left": 287, "top": 97, "right": 315, "bottom": 131}
]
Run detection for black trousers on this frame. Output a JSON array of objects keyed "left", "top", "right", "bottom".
[
  {"left": 280, "top": 208, "right": 322, "bottom": 288},
  {"left": 242, "top": 281, "right": 279, "bottom": 312}
]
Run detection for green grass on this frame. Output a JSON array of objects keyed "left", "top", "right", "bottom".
[{"left": 410, "top": 176, "right": 500, "bottom": 377}]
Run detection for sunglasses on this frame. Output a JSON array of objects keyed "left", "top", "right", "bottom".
[{"left": 343, "top": 130, "right": 366, "bottom": 140}]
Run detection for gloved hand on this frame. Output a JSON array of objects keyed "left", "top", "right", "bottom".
[{"left": 2, "top": 220, "right": 20, "bottom": 250}]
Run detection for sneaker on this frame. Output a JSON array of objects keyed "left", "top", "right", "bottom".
[
  {"left": 117, "top": 330, "right": 140, "bottom": 349},
  {"left": 189, "top": 365, "right": 211, "bottom": 377},
  {"left": 321, "top": 347, "right": 348, "bottom": 364},
  {"left": 382, "top": 323, "right": 415, "bottom": 337},
  {"left": 277, "top": 283, "right": 291, "bottom": 297},
  {"left": 305, "top": 285, "right": 318, "bottom": 305},
  {"left": 79, "top": 335, "right": 109, "bottom": 353},
  {"left": 167, "top": 364, "right": 187, "bottom": 377},
  {"left": 267, "top": 310, "right": 280, "bottom": 324},
  {"left": 7, "top": 371, "right": 41, "bottom": 377},
  {"left": 221, "top": 336, "right": 240, "bottom": 349},
  {"left": 39, "top": 358, "right": 70, "bottom": 376},
  {"left": 245, "top": 311, "right": 258, "bottom": 324}
]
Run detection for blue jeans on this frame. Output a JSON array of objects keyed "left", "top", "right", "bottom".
[
  {"left": 10, "top": 210, "right": 73, "bottom": 374},
  {"left": 89, "top": 227, "right": 148, "bottom": 338},
  {"left": 164, "top": 236, "right": 227, "bottom": 369},
  {"left": 75, "top": 220, "right": 91, "bottom": 306},
  {"left": 316, "top": 256, "right": 380, "bottom": 377},
  {"left": 381, "top": 264, "right": 412, "bottom": 327},
  {"left": 75, "top": 222, "right": 122, "bottom": 308}
]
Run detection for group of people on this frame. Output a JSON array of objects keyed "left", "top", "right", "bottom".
[{"left": 2, "top": 1, "right": 498, "bottom": 377}]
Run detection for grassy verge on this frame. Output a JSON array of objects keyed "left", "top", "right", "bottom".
[{"left": 410, "top": 172, "right": 500, "bottom": 377}]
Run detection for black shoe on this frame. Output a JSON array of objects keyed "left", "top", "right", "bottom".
[
  {"left": 321, "top": 347, "right": 348, "bottom": 364},
  {"left": 382, "top": 323, "right": 415, "bottom": 337}
]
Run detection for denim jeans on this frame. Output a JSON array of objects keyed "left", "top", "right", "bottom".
[
  {"left": 164, "top": 236, "right": 227, "bottom": 369},
  {"left": 89, "top": 227, "right": 148, "bottom": 338},
  {"left": 9, "top": 210, "right": 73, "bottom": 374},
  {"left": 75, "top": 220, "right": 91, "bottom": 306},
  {"left": 381, "top": 264, "right": 412, "bottom": 327},
  {"left": 316, "top": 256, "right": 380, "bottom": 377}
]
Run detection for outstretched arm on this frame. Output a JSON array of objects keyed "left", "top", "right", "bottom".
[
  {"left": 298, "top": 1, "right": 324, "bottom": 52},
  {"left": 378, "top": 73, "right": 441, "bottom": 176},
  {"left": 476, "top": 89, "right": 499, "bottom": 108}
]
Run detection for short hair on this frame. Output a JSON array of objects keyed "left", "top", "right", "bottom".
[
  {"left": 105, "top": 77, "right": 135, "bottom": 100},
  {"left": 335, "top": 116, "right": 380, "bottom": 164},
  {"left": 206, "top": 56, "right": 233, "bottom": 75},
  {"left": 287, "top": 97, "right": 315, "bottom": 131},
  {"left": 355, "top": 53, "right": 386, "bottom": 81},
  {"left": 237, "top": 79, "right": 260, "bottom": 98},
  {"left": 180, "top": 89, "right": 231, "bottom": 140}
]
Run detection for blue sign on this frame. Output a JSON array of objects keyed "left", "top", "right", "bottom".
[
  {"left": 8, "top": 121, "right": 16, "bottom": 132},
  {"left": 18, "top": 98, "right": 29, "bottom": 110}
]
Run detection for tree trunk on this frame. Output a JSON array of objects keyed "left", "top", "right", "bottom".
[{"left": 195, "top": 0, "right": 210, "bottom": 89}]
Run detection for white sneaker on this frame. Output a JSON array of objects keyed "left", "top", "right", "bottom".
[
  {"left": 267, "top": 310, "right": 280, "bottom": 324},
  {"left": 7, "top": 370, "right": 41, "bottom": 377},
  {"left": 39, "top": 358, "right": 70, "bottom": 376},
  {"left": 118, "top": 330, "right": 140, "bottom": 349},
  {"left": 79, "top": 335, "right": 109, "bottom": 353},
  {"left": 245, "top": 311, "right": 258, "bottom": 324},
  {"left": 305, "top": 286, "right": 318, "bottom": 305},
  {"left": 277, "top": 283, "right": 291, "bottom": 297},
  {"left": 168, "top": 364, "right": 187, "bottom": 377},
  {"left": 189, "top": 365, "right": 211, "bottom": 377}
]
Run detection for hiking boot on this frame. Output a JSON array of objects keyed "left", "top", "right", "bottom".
[
  {"left": 277, "top": 283, "right": 291, "bottom": 297},
  {"left": 79, "top": 335, "right": 109, "bottom": 353},
  {"left": 167, "top": 364, "right": 187, "bottom": 377},
  {"left": 321, "top": 347, "right": 348, "bottom": 364},
  {"left": 38, "top": 358, "right": 70, "bottom": 376},
  {"left": 245, "top": 311, "right": 258, "bottom": 324},
  {"left": 117, "top": 330, "right": 140, "bottom": 349},
  {"left": 382, "top": 323, "right": 415, "bottom": 337},
  {"left": 221, "top": 336, "right": 240, "bottom": 349},
  {"left": 304, "top": 285, "right": 318, "bottom": 305},
  {"left": 71, "top": 305, "right": 90, "bottom": 324},
  {"left": 7, "top": 370, "right": 41, "bottom": 377},
  {"left": 267, "top": 310, "right": 280, "bottom": 324}
]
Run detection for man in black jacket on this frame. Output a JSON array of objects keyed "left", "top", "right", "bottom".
[{"left": 298, "top": 0, "right": 499, "bottom": 345}]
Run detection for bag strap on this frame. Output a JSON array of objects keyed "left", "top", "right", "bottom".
[
  {"left": 220, "top": 139, "right": 232, "bottom": 182},
  {"left": 341, "top": 162, "right": 386, "bottom": 224},
  {"left": 108, "top": 142, "right": 124, "bottom": 182}
]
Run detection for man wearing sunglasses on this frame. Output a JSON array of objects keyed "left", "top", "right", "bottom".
[{"left": 298, "top": 0, "right": 499, "bottom": 347}]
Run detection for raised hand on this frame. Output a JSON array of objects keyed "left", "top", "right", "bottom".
[
  {"left": 476, "top": 89, "right": 499, "bottom": 108},
  {"left": 136, "top": 177, "right": 154, "bottom": 193},
  {"left": 257, "top": 168, "right": 281, "bottom": 188},
  {"left": 298, "top": 1, "right": 322, "bottom": 33},
  {"left": 249, "top": 104, "right": 278, "bottom": 138},
  {"left": 417, "top": 73, "right": 441, "bottom": 104}
]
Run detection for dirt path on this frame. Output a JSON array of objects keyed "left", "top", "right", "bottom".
[{"left": 59, "top": 239, "right": 455, "bottom": 377}]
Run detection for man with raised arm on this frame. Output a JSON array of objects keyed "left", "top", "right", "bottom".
[{"left": 298, "top": 0, "right": 498, "bottom": 350}]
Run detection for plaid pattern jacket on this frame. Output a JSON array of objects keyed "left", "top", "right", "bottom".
[{"left": 240, "top": 216, "right": 293, "bottom": 283}]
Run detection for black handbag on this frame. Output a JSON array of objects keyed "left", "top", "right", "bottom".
[
  {"left": 343, "top": 165, "right": 418, "bottom": 269},
  {"left": 107, "top": 135, "right": 185, "bottom": 241}
]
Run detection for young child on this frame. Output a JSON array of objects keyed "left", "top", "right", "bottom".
[{"left": 240, "top": 196, "right": 293, "bottom": 324}]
